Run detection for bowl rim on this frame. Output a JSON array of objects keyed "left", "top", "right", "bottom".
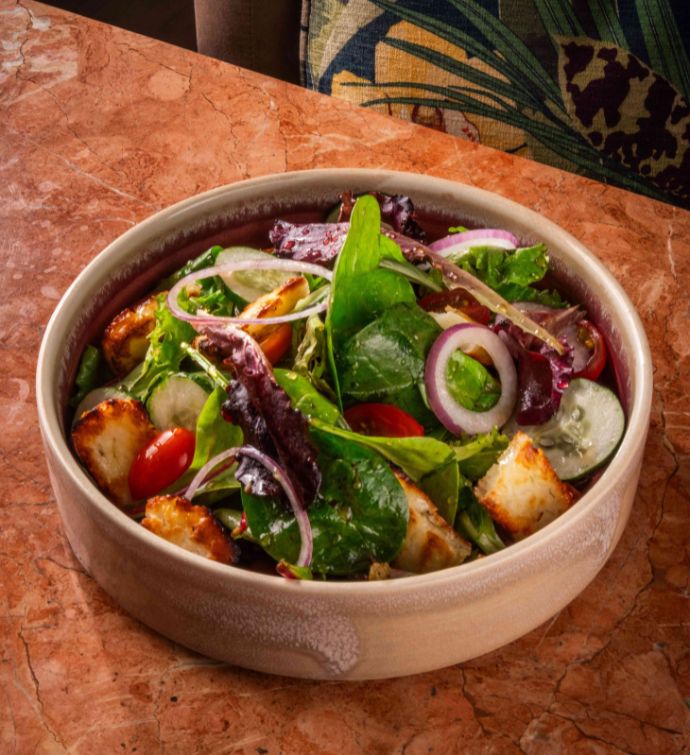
[{"left": 36, "top": 167, "right": 653, "bottom": 599}]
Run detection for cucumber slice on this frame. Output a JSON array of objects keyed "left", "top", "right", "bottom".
[
  {"left": 147, "top": 373, "right": 210, "bottom": 430},
  {"left": 216, "top": 247, "right": 294, "bottom": 303},
  {"left": 517, "top": 378, "right": 625, "bottom": 481},
  {"left": 72, "top": 387, "right": 128, "bottom": 426}
]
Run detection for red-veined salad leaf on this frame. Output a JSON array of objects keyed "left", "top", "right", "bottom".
[
  {"left": 270, "top": 221, "right": 349, "bottom": 266},
  {"left": 201, "top": 325, "right": 321, "bottom": 506},
  {"left": 337, "top": 191, "right": 427, "bottom": 241}
]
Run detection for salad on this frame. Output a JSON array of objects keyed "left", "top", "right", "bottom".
[{"left": 70, "top": 193, "right": 624, "bottom": 580}]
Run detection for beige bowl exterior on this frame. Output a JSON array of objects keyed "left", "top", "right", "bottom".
[{"left": 36, "top": 169, "right": 652, "bottom": 680}]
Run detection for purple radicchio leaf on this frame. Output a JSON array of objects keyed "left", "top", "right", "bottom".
[
  {"left": 496, "top": 313, "right": 574, "bottom": 425},
  {"left": 202, "top": 325, "right": 321, "bottom": 506},
  {"left": 338, "top": 191, "right": 427, "bottom": 240},
  {"left": 269, "top": 220, "right": 349, "bottom": 266},
  {"left": 222, "top": 380, "right": 281, "bottom": 498},
  {"left": 269, "top": 193, "right": 427, "bottom": 268},
  {"left": 516, "top": 346, "right": 572, "bottom": 425}
]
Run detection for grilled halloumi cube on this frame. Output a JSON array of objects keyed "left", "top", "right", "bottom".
[
  {"left": 142, "top": 495, "right": 238, "bottom": 564},
  {"left": 474, "top": 431, "right": 576, "bottom": 540},
  {"left": 72, "top": 397, "right": 156, "bottom": 505},
  {"left": 102, "top": 293, "right": 160, "bottom": 376},
  {"left": 392, "top": 472, "right": 471, "bottom": 573},
  {"left": 237, "top": 276, "right": 309, "bottom": 341}
]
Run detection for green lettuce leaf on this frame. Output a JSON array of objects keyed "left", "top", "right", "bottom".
[
  {"left": 158, "top": 244, "right": 223, "bottom": 290},
  {"left": 452, "top": 428, "right": 509, "bottom": 481},
  {"left": 292, "top": 313, "right": 335, "bottom": 399},
  {"left": 310, "top": 418, "right": 453, "bottom": 481},
  {"left": 121, "top": 295, "right": 196, "bottom": 402},
  {"left": 456, "top": 485, "right": 505, "bottom": 554},
  {"left": 69, "top": 344, "right": 105, "bottom": 408},
  {"left": 273, "top": 369, "right": 343, "bottom": 426},
  {"left": 419, "top": 459, "right": 461, "bottom": 526},
  {"left": 451, "top": 244, "right": 565, "bottom": 306},
  {"left": 191, "top": 387, "right": 243, "bottom": 471}
]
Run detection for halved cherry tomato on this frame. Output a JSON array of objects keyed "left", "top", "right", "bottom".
[
  {"left": 128, "top": 427, "right": 195, "bottom": 500},
  {"left": 258, "top": 323, "right": 292, "bottom": 364},
  {"left": 344, "top": 403, "right": 424, "bottom": 438},
  {"left": 417, "top": 288, "right": 491, "bottom": 325},
  {"left": 573, "top": 320, "right": 607, "bottom": 381}
]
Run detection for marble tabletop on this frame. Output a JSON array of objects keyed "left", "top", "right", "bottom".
[{"left": 1, "top": 1, "right": 689, "bottom": 752}]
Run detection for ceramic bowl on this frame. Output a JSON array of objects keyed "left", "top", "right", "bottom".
[{"left": 36, "top": 169, "right": 652, "bottom": 680}]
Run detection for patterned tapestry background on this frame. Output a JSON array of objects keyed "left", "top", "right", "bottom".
[{"left": 301, "top": 0, "right": 690, "bottom": 208}]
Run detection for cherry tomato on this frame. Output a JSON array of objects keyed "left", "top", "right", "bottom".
[
  {"left": 344, "top": 403, "right": 424, "bottom": 438},
  {"left": 128, "top": 427, "right": 195, "bottom": 500},
  {"left": 417, "top": 288, "right": 491, "bottom": 325},
  {"left": 573, "top": 320, "right": 607, "bottom": 381},
  {"left": 258, "top": 323, "right": 292, "bottom": 364}
]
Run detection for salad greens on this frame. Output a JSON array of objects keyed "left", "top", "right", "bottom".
[
  {"left": 70, "top": 189, "right": 622, "bottom": 581},
  {"left": 70, "top": 344, "right": 103, "bottom": 408},
  {"left": 340, "top": 302, "right": 440, "bottom": 425},
  {"left": 325, "top": 195, "right": 416, "bottom": 405},
  {"left": 451, "top": 244, "right": 564, "bottom": 307},
  {"left": 242, "top": 428, "right": 408, "bottom": 575},
  {"left": 191, "top": 387, "right": 243, "bottom": 471},
  {"left": 445, "top": 350, "right": 501, "bottom": 412},
  {"left": 122, "top": 295, "right": 196, "bottom": 402}
]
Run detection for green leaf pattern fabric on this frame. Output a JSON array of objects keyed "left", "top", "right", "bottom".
[{"left": 301, "top": 0, "right": 690, "bottom": 208}]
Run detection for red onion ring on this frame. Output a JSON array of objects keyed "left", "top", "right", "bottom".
[
  {"left": 429, "top": 228, "right": 519, "bottom": 256},
  {"left": 424, "top": 324, "right": 517, "bottom": 435},
  {"left": 167, "top": 259, "right": 333, "bottom": 329},
  {"left": 186, "top": 445, "right": 313, "bottom": 569}
]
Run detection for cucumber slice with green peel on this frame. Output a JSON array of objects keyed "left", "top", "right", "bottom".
[
  {"left": 216, "top": 247, "right": 295, "bottom": 303},
  {"left": 147, "top": 373, "right": 210, "bottom": 430},
  {"left": 517, "top": 378, "right": 625, "bottom": 481}
]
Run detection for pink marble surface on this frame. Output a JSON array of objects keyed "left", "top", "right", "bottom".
[{"left": 1, "top": 1, "right": 688, "bottom": 752}]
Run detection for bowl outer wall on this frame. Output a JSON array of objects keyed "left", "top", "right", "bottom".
[{"left": 36, "top": 169, "right": 653, "bottom": 680}]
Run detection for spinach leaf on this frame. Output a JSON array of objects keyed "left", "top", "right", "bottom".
[
  {"left": 242, "top": 428, "right": 408, "bottom": 575},
  {"left": 191, "top": 387, "right": 243, "bottom": 471},
  {"left": 451, "top": 244, "right": 565, "bottom": 306},
  {"left": 446, "top": 351, "right": 500, "bottom": 412},
  {"left": 121, "top": 295, "right": 196, "bottom": 402},
  {"left": 451, "top": 428, "right": 509, "bottom": 481},
  {"left": 310, "top": 418, "right": 453, "bottom": 481},
  {"left": 325, "top": 195, "right": 415, "bottom": 405},
  {"left": 273, "top": 369, "right": 343, "bottom": 426},
  {"left": 339, "top": 302, "right": 441, "bottom": 425},
  {"left": 456, "top": 486, "right": 506, "bottom": 555}
]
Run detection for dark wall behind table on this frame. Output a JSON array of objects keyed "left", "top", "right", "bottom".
[{"left": 45, "top": 0, "right": 197, "bottom": 51}]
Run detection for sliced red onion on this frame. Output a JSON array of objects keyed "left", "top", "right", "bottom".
[
  {"left": 429, "top": 229, "right": 519, "bottom": 257},
  {"left": 425, "top": 324, "right": 518, "bottom": 435},
  {"left": 167, "top": 259, "right": 333, "bottom": 329},
  {"left": 186, "top": 445, "right": 313, "bottom": 568}
]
